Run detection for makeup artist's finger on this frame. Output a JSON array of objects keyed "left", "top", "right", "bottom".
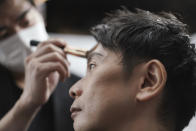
[
  {"left": 38, "top": 62, "right": 70, "bottom": 82},
  {"left": 49, "top": 39, "right": 68, "bottom": 48},
  {"left": 37, "top": 39, "right": 67, "bottom": 49},
  {"left": 37, "top": 52, "right": 70, "bottom": 72}
]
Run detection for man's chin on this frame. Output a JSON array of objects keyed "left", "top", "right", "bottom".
[
  {"left": 73, "top": 122, "right": 86, "bottom": 131},
  {"left": 73, "top": 117, "right": 85, "bottom": 131},
  {"left": 73, "top": 117, "right": 92, "bottom": 131}
]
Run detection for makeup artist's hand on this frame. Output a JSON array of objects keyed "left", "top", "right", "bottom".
[
  {"left": 21, "top": 40, "right": 70, "bottom": 108},
  {"left": 0, "top": 40, "right": 70, "bottom": 131}
]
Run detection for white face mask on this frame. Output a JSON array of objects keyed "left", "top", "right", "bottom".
[{"left": 0, "top": 22, "right": 48, "bottom": 73}]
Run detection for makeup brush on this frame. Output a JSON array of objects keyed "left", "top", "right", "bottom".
[{"left": 30, "top": 40, "right": 98, "bottom": 58}]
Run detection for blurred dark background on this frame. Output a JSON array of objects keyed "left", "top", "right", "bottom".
[{"left": 46, "top": 0, "right": 196, "bottom": 34}]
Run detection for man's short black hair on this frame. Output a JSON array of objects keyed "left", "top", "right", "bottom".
[{"left": 91, "top": 8, "right": 196, "bottom": 131}]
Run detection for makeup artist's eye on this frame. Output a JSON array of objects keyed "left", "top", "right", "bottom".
[
  {"left": 0, "top": 30, "right": 6, "bottom": 37},
  {"left": 18, "top": 10, "right": 33, "bottom": 28},
  {"left": 19, "top": 18, "right": 30, "bottom": 28},
  {"left": 0, "top": 30, "right": 9, "bottom": 40}
]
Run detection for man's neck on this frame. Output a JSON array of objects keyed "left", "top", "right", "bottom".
[
  {"left": 110, "top": 116, "right": 165, "bottom": 131},
  {"left": 123, "top": 115, "right": 165, "bottom": 131},
  {"left": 107, "top": 103, "right": 172, "bottom": 131}
]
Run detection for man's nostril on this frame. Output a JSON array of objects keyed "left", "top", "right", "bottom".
[{"left": 72, "top": 92, "right": 76, "bottom": 97}]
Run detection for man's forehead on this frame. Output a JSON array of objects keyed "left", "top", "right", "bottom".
[
  {"left": 88, "top": 43, "right": 121, "bottom": 62},
  {"left": 93, "top": 44, "right": 103, "bottom": 52},
  {"left": 88, "top": 44, "right": 106, "bottom": 56}
]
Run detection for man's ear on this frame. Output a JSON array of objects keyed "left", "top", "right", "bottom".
[{"left": 136, "top": 60, "right": 167, "bottom": 102}]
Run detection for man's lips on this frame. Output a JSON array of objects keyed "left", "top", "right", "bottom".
[{"left": 70, "top": 107, "right": 82, "bottom": 120}]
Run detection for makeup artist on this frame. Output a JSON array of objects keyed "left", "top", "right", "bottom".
[{"left": 0, "top": 0, "right": 79, "bottom": 131}]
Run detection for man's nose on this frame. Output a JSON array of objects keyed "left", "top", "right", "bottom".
[{"left": 69, "top": 80, "right": 83, "bottom": 99}]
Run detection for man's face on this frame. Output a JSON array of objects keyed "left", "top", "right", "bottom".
[
  {"left": 0, "top": 0, "right": 43, "bottom": 41},
  {"left": 69, "top": 44, "right": 140, "bottom": 131}
]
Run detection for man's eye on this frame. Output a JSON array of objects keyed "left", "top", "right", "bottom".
[{"left": 88, "top": 63, "right": 96, "bottom": 70}]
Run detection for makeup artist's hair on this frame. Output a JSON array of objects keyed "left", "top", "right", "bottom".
[
  {"left": 91, "top": 8, "right": 196, "bottom": 131},
  {"left": 0, "top": 0, "right": 34, "bottom": 7},
  {"left": 0, "top": 0, "right": 6, "bottom": 6}
]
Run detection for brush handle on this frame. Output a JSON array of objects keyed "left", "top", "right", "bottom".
[{"left": 30, "top": 40, "right": 87, "bottom": 58}]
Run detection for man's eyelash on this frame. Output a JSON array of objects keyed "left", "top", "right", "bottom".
[{"left": 88, "top": 61, "right": 96, "bottom": 70}]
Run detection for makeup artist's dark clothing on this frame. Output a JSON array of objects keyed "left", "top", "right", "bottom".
[{"left": 0, "top": 65, "right": 79, "bottom": 131}]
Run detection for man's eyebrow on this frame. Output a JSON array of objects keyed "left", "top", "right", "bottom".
[
  {"left": 87, "top": 52, "right": 104, "bottom": 62},
  {"left": 16, "top": 9, "right": 30, "bottom": 22}
]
